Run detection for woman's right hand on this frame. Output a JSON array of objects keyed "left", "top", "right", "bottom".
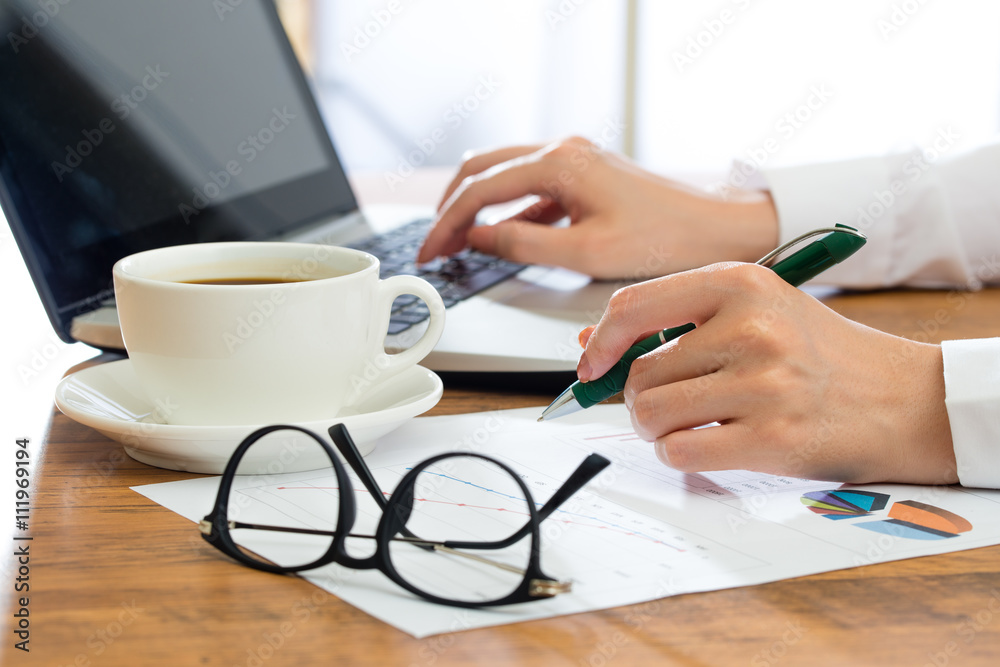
[{"left": 418, "top": 136, "right": 779, "bottom": 280}]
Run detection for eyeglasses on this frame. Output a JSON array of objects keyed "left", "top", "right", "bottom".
[{"left": 199, "top": 423, "right": 610, "bottom": 608}]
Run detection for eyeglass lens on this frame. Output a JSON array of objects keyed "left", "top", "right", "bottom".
[{"left": 386, "top": 455, "right": 534, "bottom": 604}]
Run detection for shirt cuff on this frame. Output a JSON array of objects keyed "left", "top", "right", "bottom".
[
  {"left": 942, "top": 337, "right": 1000, "bottom": 489},
  {"left": 760, "top": 156, "right": 896, "bottom": 288}
]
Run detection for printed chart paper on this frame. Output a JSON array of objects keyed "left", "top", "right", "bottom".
[{"left": 133, "top": 405, "right": 1000, "bottom": 637}]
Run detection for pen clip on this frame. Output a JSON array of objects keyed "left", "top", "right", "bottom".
[{"left": 755, "top": 225, "right": 867, "bottom": 268}]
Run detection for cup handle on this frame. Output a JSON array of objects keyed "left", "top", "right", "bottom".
[{"left": 374, "top": 274, "right": 445, "bottom": 376}]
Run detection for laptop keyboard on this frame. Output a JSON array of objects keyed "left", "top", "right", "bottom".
[{"left": 346, "top": 218, "right": 524, "bottom": 335}]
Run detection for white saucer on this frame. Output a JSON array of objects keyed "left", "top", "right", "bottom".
[{"left": 54, "top": 359, "right": 443, "bottom": 474}]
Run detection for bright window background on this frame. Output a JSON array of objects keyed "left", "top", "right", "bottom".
[
  {"left": 311, "top": 0, "right": 627, "bottom": 171},
  {"left": 307, "top": 0, "right": 1000, "bottom": 177},
  {"left": 636, "top": 0, "right": 1000, "bottom": 173}
]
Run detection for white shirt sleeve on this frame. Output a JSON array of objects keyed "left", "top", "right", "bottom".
[
  {"left": 942, "top": 338, "right": 1000, "bottom": 489},
  {"left": 760, "top": 139, "right": 1000, "bottom": 489},
  {"left": 761, "top": 133, "right": 1000, "bottom": 290}
]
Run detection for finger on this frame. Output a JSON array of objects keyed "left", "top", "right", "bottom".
[
  {"left": 653, "top": 422, "right": 768, "bottom": 474},
  {"left": 580, "top": 325, "right": 660, "bottom": 351},
  {"left": 418, "top": 157, "right": 560, "bottom": 263},
  {"left": 436, "top": 144, "right": 546, "bottom": 211},
  {"left": 465, "top": 220, "right": 590, "bottom": 269},
  {"left": 628, "top": 376, "right": 744, "bottom": 442},
  {"left": 578, "top": 263, "right": 765, "bottom": 381},
  {"left": 437, "top": 198, "right": 565, "bottom": 260},
  {"left": 498, "top": 197, "right": 566, "bottom": 226},
  {"left": 622, "top": 319, "right": 735, "bottom": 408}
]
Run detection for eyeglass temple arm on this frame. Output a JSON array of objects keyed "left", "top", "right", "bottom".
[
  {"left": 328, "top": 423, "right": 424, "bottom": 544},
  {"left": 328, "top": 423, "right": 389, "bottom": 510},
  {"left": 536, "top": 453, "right": 611, "bottom": 522},
  {"left": 444, "top": 453, "right": 611, "bottom": 550},
  {"left": 329, "top": 419, "right": 611, "bottom": 550}
]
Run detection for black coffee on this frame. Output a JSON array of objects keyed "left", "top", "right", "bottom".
[{"left": 181, "top": 277, "right": 311, "bottom": 285}]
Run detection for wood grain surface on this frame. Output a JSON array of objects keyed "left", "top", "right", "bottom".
[{"left": 3, "top": 288, "right": 1000, "bottom": 666}]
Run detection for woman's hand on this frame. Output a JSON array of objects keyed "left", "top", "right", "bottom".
[
  {"left": 418, "top": 137, "right": 779, "bottom": 280},
  {"left": 577, "top": 262, "right": 958, "bottom": 484}
]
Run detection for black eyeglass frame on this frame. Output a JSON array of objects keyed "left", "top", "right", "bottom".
[{"left": 200, "top": 423, "right": 611, "bottom": 608}]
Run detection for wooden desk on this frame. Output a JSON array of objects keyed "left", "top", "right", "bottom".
[{"left": 3, "top": 288, "right": 1000, "bottom": 666}]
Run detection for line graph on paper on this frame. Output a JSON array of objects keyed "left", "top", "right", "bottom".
[
  {"left": 555, "top": 427, "right": 831, "bottom": 503},
  {"left": 273, "top": 471, "right": 684, "bottom": 551},
  {"left": 225, "top": 455, "right": 766, "bottom": 594}
]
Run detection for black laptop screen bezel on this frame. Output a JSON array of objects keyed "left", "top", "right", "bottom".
[{"left": 0, "top": 0, "right": 358, "bottom": 344}]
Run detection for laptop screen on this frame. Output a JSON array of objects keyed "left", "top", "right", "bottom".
[{"left": 0, "top": 0, "right": 356, "bottom": 342}]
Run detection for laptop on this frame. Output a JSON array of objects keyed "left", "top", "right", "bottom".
[{"left": 0, "top": 0, "right": 621, "bottom": 373}]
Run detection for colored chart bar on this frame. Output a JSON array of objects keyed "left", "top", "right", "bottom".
[{"left": 889, "top": 500, "right": 972, "bottom": 534}]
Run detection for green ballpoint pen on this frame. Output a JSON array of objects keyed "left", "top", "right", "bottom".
[{"left": 537, "top": 224, "right": 868, "bottom": 422}]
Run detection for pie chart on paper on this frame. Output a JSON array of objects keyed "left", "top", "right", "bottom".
[
  {"left": 857, "top": 500, "right": 973, "bottom": 540},
  {"left": 801, "top": 490, "right": 973, "bottom": 541},
  {"left": 801, "top": 489, "right": 889, "bottom": 519}
]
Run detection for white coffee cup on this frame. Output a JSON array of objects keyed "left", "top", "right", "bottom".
[{"left": 112, "top": 242, "right": 444, "bottom": 426}]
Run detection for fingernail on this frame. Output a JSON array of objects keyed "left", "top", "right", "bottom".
[{"left": 577, "top": 356, "right": 592, "bottom": 382}]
